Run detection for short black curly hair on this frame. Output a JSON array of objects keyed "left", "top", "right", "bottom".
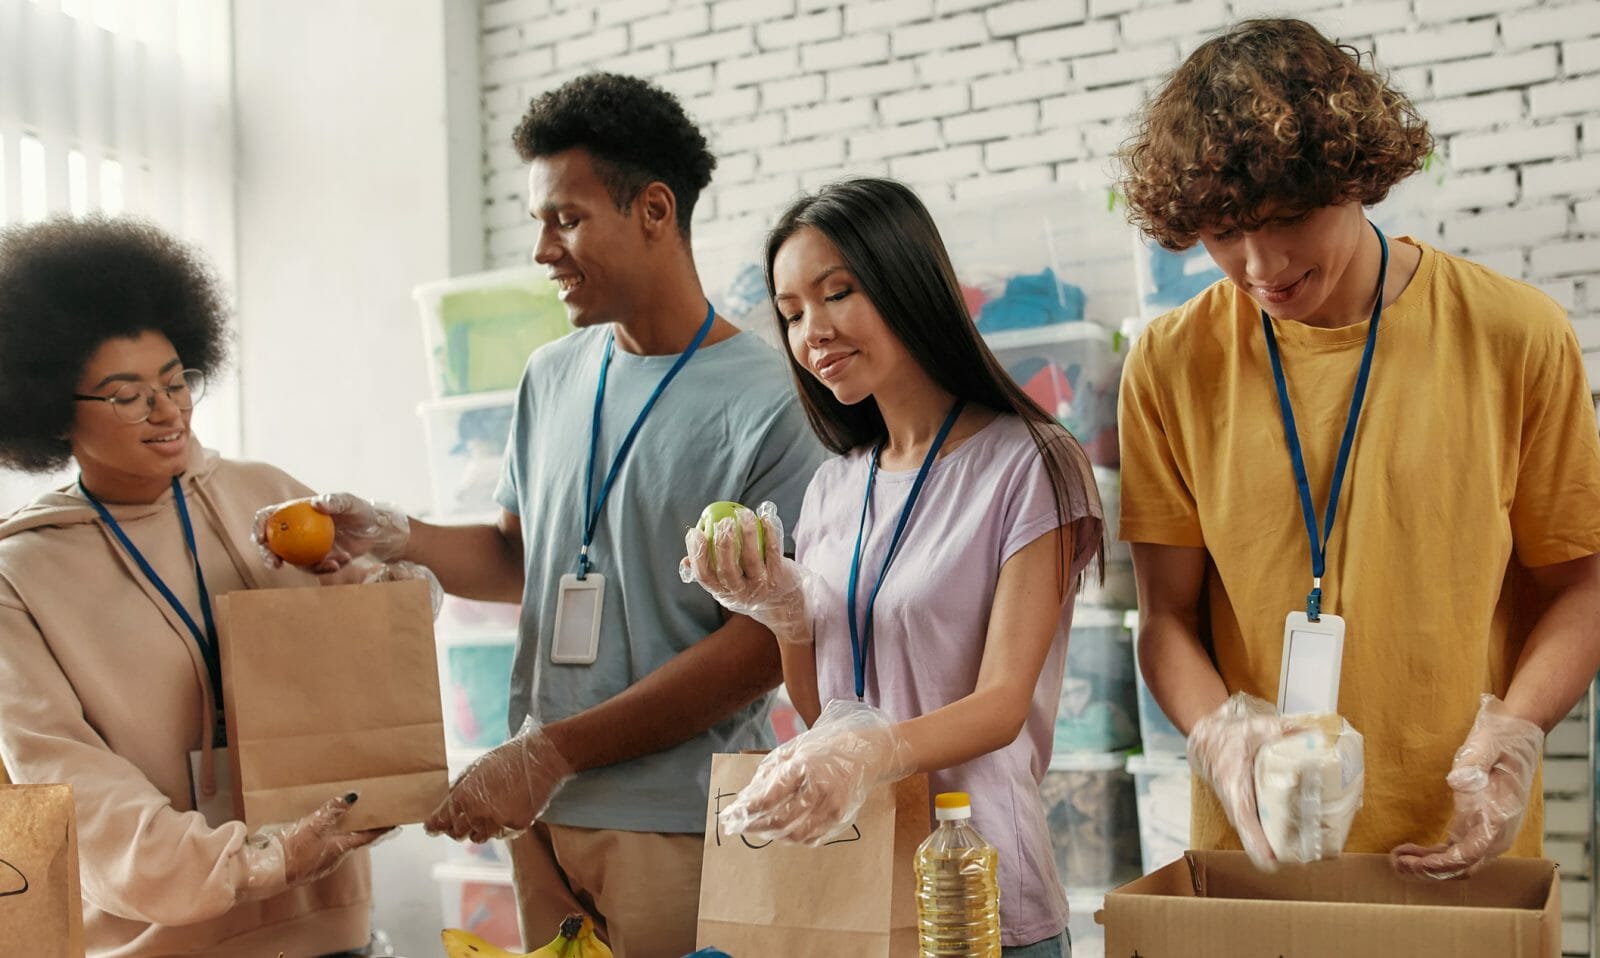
[
  {"left": 1119, "top": 18, "right": 1432, "bottom": 250},
  {"left": 0, "top": 215, "right": 231, "bottom": 473},
  {"left": 512, "top": 72, "right": 716, "bottom": 235}
]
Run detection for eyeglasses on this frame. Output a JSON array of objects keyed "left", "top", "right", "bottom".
[{"left": 73, "top": 368, "right": 207, "bottom": 424}]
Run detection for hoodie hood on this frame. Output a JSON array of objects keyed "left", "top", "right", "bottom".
[{"left": 0, "top": 437, "right": 220, "bottom": 542}]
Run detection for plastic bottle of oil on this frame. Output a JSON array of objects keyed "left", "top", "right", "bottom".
[{"left": 914, "top": 791, "right": 1000, "bottom": 957}]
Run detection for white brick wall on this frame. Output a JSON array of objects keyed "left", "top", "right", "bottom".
[{"left": 479, "top": 0, "right": 1600, "bottom": 340}]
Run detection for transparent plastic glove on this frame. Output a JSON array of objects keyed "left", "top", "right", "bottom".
[
  {"left": 239, "top": 793, "right": 388, "bottom": 902},
  {"left": 252, "top": 492, "right": 410, "bottom": 572},
  {"left": 1391, "top": 695, "right": 1544, "bottom": 880},
  {"left": 678, "top": 501, "right": 817, "bottom": 645},
  {"left": 718, "top": 700, "right": 916, "bottom": 847},
  {"left": 1187, "top": 692, "right": 1306, "bottom": 872},
  {"left": 423, "top": 719, "right": 574, "bottom": 844},
  {"left": 363, "top": 560, "right": 444, "bottom": 618}
]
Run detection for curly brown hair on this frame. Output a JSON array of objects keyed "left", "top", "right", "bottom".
[
  {"left": 0, "top": 215, "right": 230, "bottom": 473},
  {"left": 1118, "top": 18, "right": 1433, "bottom": 251}
]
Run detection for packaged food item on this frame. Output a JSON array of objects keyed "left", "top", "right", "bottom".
[
  {"left": 1253, "top": 714, "right": 1364, "bottom": 864},
  {"left": 915, "top": 792, "right": 1001, "bottom": 957}
]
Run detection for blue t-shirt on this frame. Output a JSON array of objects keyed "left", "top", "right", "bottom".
[{"left": 496, "top": 325, "right": 827, "bottom": 832}]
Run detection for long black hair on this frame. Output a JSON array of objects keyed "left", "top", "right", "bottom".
[{"left": 763, "top": 177, "right": 1104, "bottom": 588}]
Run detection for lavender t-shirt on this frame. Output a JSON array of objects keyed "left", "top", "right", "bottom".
[{"left": 794, "top": 414, "right": 1102, "bottom": 947}]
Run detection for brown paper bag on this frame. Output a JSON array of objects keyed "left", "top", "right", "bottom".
[
  {"left": 695, "top": 753, "right": 929, "bottom": 957},
  {"left": 0, "top": 784, "right": 84, "bottom": 957},
  {"left": 216, "top": 580, "right": 449, "bottom": 831}
]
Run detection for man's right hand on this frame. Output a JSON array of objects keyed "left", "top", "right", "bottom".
[
  {"left": 1187, "top": 692, "right": 1303, "bottom": 871},
  {"left": 253, "top": 492, "right": 411, "bottom": 572}
]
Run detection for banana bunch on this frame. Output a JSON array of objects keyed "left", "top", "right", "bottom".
[{"left": 442, "top": 913, "right": 614, "bottom": 958}]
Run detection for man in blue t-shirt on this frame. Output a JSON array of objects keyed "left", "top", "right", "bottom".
[{"left": 263, "top": 74, "right": 824, "bottom": 958}]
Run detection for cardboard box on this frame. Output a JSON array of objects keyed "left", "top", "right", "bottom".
[{"left": 1098, "top": 850, "right": 1560, "bottom": 957}]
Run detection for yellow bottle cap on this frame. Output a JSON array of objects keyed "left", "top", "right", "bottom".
[{"left": 934, "top": 792, "right": 971, "bottom": 809}]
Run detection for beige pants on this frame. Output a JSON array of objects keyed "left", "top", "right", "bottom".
[{"left": 509, "top": 822, "right": 703, "bottom": 958}]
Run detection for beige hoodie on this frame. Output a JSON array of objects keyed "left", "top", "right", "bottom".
[{"left": 0, "top": 441, "right": 370, "bottom": 957}]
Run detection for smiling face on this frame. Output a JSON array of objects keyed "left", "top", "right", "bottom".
[
  {"left": 69, "top": 331, "right": 194, "bottom": 502},
  {"left": 526, "top": 148, "right": 653, "bottom": 329},
  {"left": 773, "top": 226, "right": 924, "bottom": 408},
  {"left": 1197, "top": 200, "right": 1369, "bottom": 324}
]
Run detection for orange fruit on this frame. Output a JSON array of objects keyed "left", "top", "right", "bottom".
[{"left": 264, "top": 500, "right": 335, "bottom": 566}]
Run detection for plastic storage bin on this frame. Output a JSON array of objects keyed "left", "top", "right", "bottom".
[
  {"left": 983, "top": 323, "right": 1121, "bottom": 467},
  {"left": 1040, "top": 751, "right": 1141, "bottom": 892},
  {"left": 1130, "top": 613, "right": 1186, "bottom": 758},
  {"left": 438, "top": 594, "right": 521, "bottom": 635},
  {"left": 413, "top": 265, "right": 571, "bottom": 398},
  {"left": 1055, "top": 607, "right": 1138, "bottom": 753},
  {"left": 433, "top": 861, "right": 520, "bottom": 949},
  {"left": 1078, "top": 559, "right": 1137, "bottom": 609},
  {"left": 1066, "top": 890, "right": 1107, "bottom": 958},
  {"left": 1093, "top": 466, "right": 1128, "bottom": 562},
  {"left": 438, "top": 633, "right": 517, "bottom": 750},
  {"left": 1127, "top": 752, "right": 1192, "bottom": 875},
  {"left": 938, "top": 184, "right": 1139, "bottom": 334},
  {"left": 418, "top": 391, "right": 516, "bottom": 519}
]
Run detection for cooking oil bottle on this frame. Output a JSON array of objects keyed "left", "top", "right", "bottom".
[{"left": 914, "top": 791, "right": 1000, "bottom": 957}]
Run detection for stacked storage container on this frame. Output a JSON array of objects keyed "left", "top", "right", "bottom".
[
  {"left": 939, "top": 187, "right": 1140, "bottom": 958},
  {"left": 413, "top": 265, "right": 571, "bottom": 952}
]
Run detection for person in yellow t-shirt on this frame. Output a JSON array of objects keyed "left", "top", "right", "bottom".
[{"left": 1115, "top": 17, "right": 1600, "bottom": 879}]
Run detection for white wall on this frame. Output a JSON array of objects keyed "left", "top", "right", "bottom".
[
  {"left": 231, "top": 3, "right": 483, "bottom": 952},
  {"left": 233, "top": 0, "right": 483, "bottom": 514},
  {"left": 476, "top": 0, "right": 1600, "bottom": 338}
]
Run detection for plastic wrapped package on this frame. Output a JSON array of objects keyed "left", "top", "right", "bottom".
[
  {"left": 438, "top": 635, "right": 517, "bottom": 750},
  {"left": 1040, "top": 751, "right": 1141, "bottom": 892},
  {"left": 1126, "top": 752, "right": 1192, "bottom": 874},
  {"left": 414, "top": 266, "right": 571, "bottom": 398},
  {"left": 1054, "top": 608, "right": 1139, "bottom": 753},
  {"left": 418, "top": 393, "right": 516, "bottom": 519},
  {"left": 432, "top": 861, "right": 521, "bottom": 949},
  {"left": 1254, "top": 714, "right": 1364, "bottom": 865}
]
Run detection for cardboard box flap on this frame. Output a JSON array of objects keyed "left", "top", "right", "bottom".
[
  {"left": 1186, "top": 850, "right": 1557, "bottom": 910},
  {"left": 1101, "top": 851, "right": 1561, "bottom": 958}
]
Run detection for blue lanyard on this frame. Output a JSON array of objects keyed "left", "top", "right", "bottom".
[
  {"left": 580, "top": 301, "right": 717, "bottom": 578},
  {"left": 846, "top": 399, "right": 966, "bottom": 700},
  {"left": 1261, "top": 224, "right": 1388, "bottom": 621},
  {"left": 79, "top": 476, "right": 223, "bottom": 712}
]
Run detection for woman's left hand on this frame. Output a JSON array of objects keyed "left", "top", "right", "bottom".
[{"left": 718, "top": 700, "right": 915, "bottom": 846}]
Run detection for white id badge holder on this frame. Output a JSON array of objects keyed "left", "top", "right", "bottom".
[
  {"left": 552, "top": 572, "right": 604, "bottom": 664},
  {"left": 1276, "top": 610, "right": 1346, "bottom": 715}
]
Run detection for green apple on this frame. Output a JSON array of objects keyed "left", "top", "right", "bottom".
[{"left": 697, "top": 500, "right": 766, "bottom": 557}]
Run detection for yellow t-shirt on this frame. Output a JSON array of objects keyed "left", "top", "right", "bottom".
[{"left": 1119, "top": 238, "right": 1600, "bottom": 856}]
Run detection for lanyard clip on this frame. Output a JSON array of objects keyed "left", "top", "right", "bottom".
[
  {"left": 1307, "top": 577, "right": 1322, "bottom": 622},
  {"left": 577, "top": 544, "right": 590, "bottom": 580}
]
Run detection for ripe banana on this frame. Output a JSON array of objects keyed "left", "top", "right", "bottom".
[{"left": 442, "top": 913, "right": 614, "bottom": 958}]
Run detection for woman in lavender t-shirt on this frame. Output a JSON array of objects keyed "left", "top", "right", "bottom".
[{"left": 683, "top": 178, "right": 1103, "bottom": 956}]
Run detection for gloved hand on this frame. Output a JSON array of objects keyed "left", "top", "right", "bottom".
[
  {"left": 239, "top": 793, "right": 388, "bottom": 901},
  {"left": 679, "top": 501, "right": 815, "bottom": 645},
  {"left": 253, "top": 492, "right": 410, "bottom": 573},
  {"left": 423, "top": 719, "right": 574, "bottom": 844},
  {"left": 363, "top": 560, "right": 445, "bottom": 619},
  {"left": 719, "top": 700, "right": 916, "bottom": 846},
  {"left": 1391, "top": 695, "right": 1544, "bottom": 880},
  {"left": 1187, "top": 692, "right": 1305, "bottom": 872}
]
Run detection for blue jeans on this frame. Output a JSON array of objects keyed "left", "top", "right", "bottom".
[{"left": 1002, "top": 930, "right": 1071, "bottom": 958}]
